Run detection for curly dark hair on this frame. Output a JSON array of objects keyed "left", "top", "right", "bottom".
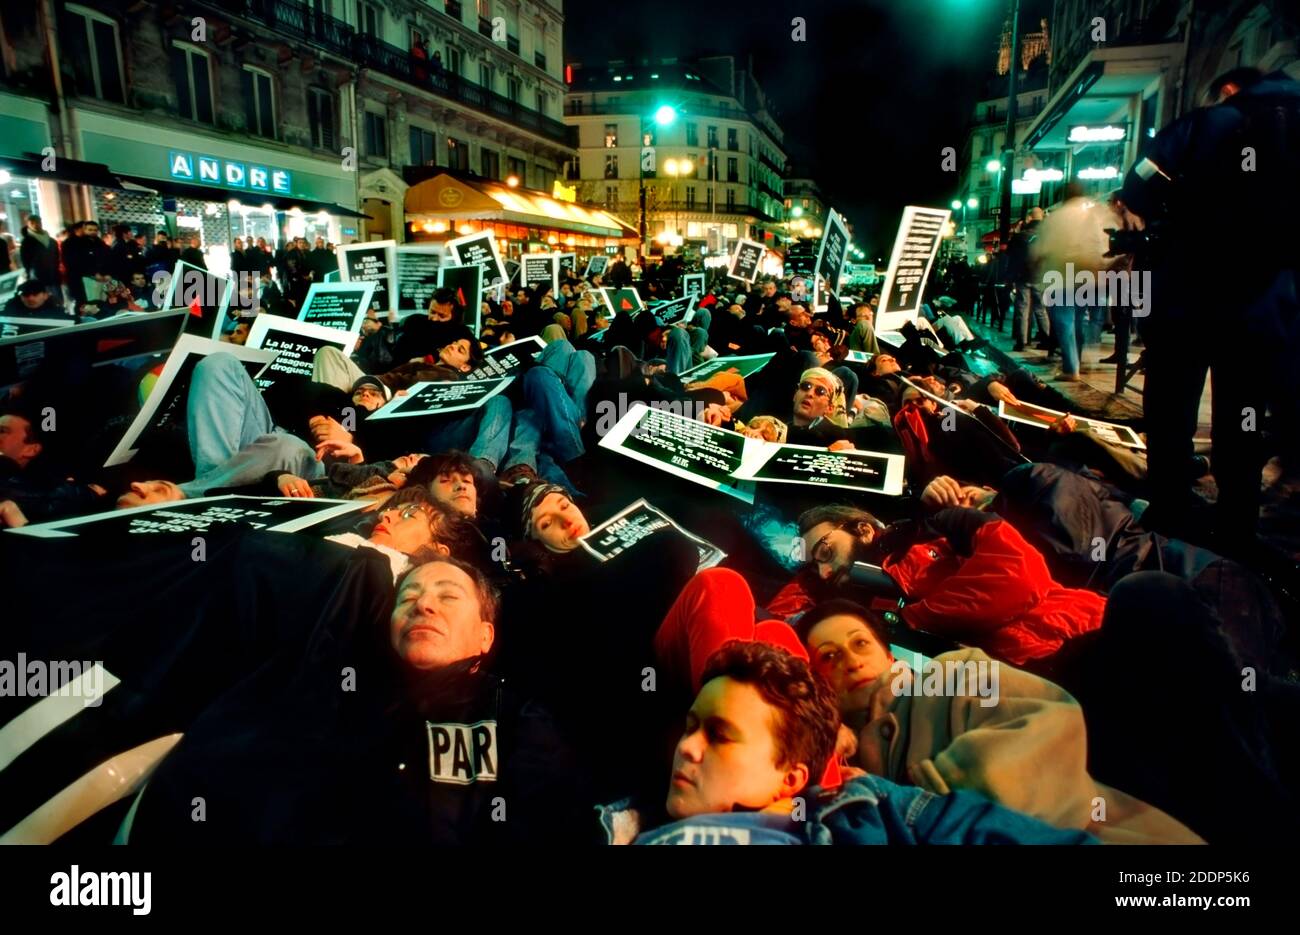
[
  {"left": 793, "top": 599, "right": 891, "bottom": 653},
  {"left": 404, "top": 451, "right": 478, "bottom": 491},
  {"left": 698, "top": 641, "right": 839, "bottom": 780}
]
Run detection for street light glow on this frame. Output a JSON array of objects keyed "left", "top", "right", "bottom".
[
  {"left": 986, "top": 159, "right": 1002, "bottom": 172},
  {"left": 506, "top": 175, "right": 520, "bottom": 187},
  {"left": 654, "top": 105, "right": 677, "bottom": 126},
  {"left": 966, "top": 197, "right": 978, "bottom": 208},
  {"left": 951, "top": 200, "right": 962, "bottom": 210},
  {"left": 792, "top": 206, "right": 803, "bottom": 217}
]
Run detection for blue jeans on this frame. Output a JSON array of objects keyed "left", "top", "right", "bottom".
[
  {"left": 1047, "top": 303, "right": 1085, "bottom": 376},
  {"left": 181, "top": 352, "right": 323, "bottom": 497},
  {"left": 422, "top": 395, "right": 512, "bottom": 469},
  {"left": 503, "top": 409, "right": 576, "bottom": 489},
  {"left": 522, "top": 339, "right": 595, "bottom": 463}
]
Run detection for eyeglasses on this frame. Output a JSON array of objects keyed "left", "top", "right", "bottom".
[
  {"left": 387, "top": 505, "right": 428, "bottom": 522},
  {"left": 810, "top": 531, "right": 836, "bottom": 565},
  {"left": 798, "top": 381, "right": 831, "bottom": 398}
]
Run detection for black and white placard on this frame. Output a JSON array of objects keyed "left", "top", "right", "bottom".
[
  {"left": 395, "top": 244, "right": 447, "bottom": 316},
  {"left": 297, "top": 282, "right": 374, "bottom": 336},
  {"left": 466, "top": 335, "right": 545, "bottom": 381},
  {"left": 597, "top": 402, "right": 754, "bottom": 504},
  {"left": 8, "top": 495, "right": 366, "bottom": 539},
  {"left": 875, "top": 206, "right": 951, "bottom": 333},
  {"left": 439, "top": 264, "right": 485, "bottom": 336},
  {"left": 337, "top": 240, "right": 397, "bottom": 314},
  {"left": 447, "top": 231, "right": 508, "bottom": 287},
  {"left": 102, "top": 335, "right": 277, "bottom": 466},
  {"left": 161, "top": 260, "right": 233, "bottom": 340},
  {"left": 584, "top": 255, "right": 609, "bottom": 278},
  {"left": 678, "top": 353, "right": 775, "bottom": 382},
  {"left": 733, "top": 441, "right": 906, "bottom": 495},
  {"left": 579, "top": 498, "right": 725, "bottom": 570},
  {"left": 0, "top": 308, "right": 188, "bottom": 388},
  {"left": 247, "top": 315, "right": 354, "bottom": 392},
  {"left": 366, "top": 376, "right": 514, "bottom": 421},
  {"left": 813, "top": 209, "right": 851, "bottom": 310},
  {"left": 521, "top": 253, "right": 561, "bottom": 295},
  {"left": 681, "top": 273, "right": 705, "bottom": 300},
  {"left": 726, "top": 238, "right": 766, "bottom": 284}
]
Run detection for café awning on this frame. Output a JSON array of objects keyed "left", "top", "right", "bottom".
[
  {"left": 404, "top": 171, "right": 638, "bottom": 240},
  {"left": 112, "top": 174, "right": 371, "bottom": 219}
]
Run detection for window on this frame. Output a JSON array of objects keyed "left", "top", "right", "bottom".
[
  {"left": 308, "top": 87, "right": 336, "bottom": 150},
  {"left": 480, "top": 148, "right": 500, "bottom": 179},
  {"left": 410, "top": 127, "right": 436, "bottom": 166},
  {"left": 535, "top": 90, "right": 546, "bottom": 114},
  {"left": 685, "top": 123, "right": 698, "bottom": 147},
  {"left": 507, "top": 76, "right": 521, "bottom": 102},
  {"left": 801, "top": 198, "right": 809, "bottom": 209},
  {"left": 447, "top": 136, "right": 469, "bottom": 171},
  {"left": 685, "top": 187, "right": 696, "bottom": 209},
  {"left": 358, "top": 1, "right": 381, "bottom": 36},
  {"left": 726, "top": 157, "right": 738, "bottom": 182},
  {"left": 508, "top": 156, "right": 525, "bottom": 181},
  {"left": 63, "top": 5, "right": 125, "bottom": 103},
  {"left": 706, "top": 188, "right": 713, "bottom": 211},
  {"left": 172, "top": 43, "right": 214, "bottom": 125},
  {"left": 240, "top": 67, "right": 275, "bottom": 138},
  {"left": 726, "top": 188, "right": 736, "bottom": 210},
  {"left": 727, "top": 128, "right": 738, "bottom": 151},
  {"left": 605, "top": 186, "right": 617, "bottom": 210},
  {"left": 410, "top": 26, "right": 425, "bottom": 48},
  {"left": 707, "top": 125, "right": 718, "bottom": 148},
  {"left": 480, "top": 63, "right": 494, "bottom": 89},
  {"left": 537, "top": 166, "right": 555, "bottom": 191},
  {"left": 447, "top": 47, "right": 462, "bottom": 76},
  {"left": 364, "top": 111, "right": 387, "bottom": 158},
  {"left": 604, "top": 123, "right": 618, "bottom": 148},
  {"left": 604, "top": 154, "right": 618, "bottom": 179},
  {"left": 565, "top": 156, "right": 580, "bottom": 180},
  {"left": 445, "top": 0, "right": 463, "bottom": 20}
]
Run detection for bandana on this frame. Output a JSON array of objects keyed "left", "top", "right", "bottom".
[
  {"left": 799, "top": 367, "right": 849, "bottom": 428},
  {"left": 519, "top": 483, "right": 571, "bottom": 540}
]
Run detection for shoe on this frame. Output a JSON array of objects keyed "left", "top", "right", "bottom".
[
  {"left": 498, "top": 463, "right": 539, "bottom": 489},
  {"left": 1012, "top": 342, "right": 1026, "bottom": 352},
  {"left": 1097, "top": 353, "right": 1130, "bottom": 364},
  {"left": 1052, "top": 371, "right": 1083, "bottom": 383}
]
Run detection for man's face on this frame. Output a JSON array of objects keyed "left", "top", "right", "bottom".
[
  {"left": 19, "top": 290, "right": 49, "bottom": 310},
  {"left": 438, "top": 338, "right": 472, "bottom": 371},
  {"left": 350, "top": 384, "right": 387, "bottom": 412},
  {"left": 530, "top": 491, "right": 589, "bottom": 551},
  {"left": 429, "top": 301, "right": 455, "bottom": 322},
  {"left": 370, "top": 502, "right": 438, "bottom": 555},
  {"left": 430, "top": 469, "right": 477, "bottom": 518},
  {"left": 806, "top": 614, "right": 894, "bottom": 714},
  {"left": 83, "top": 224, "right": 100, "bottom": 239},
  {"left": 793, "top": 376, "right": 834, "bottom": 423},
  {"left": 27, "top": 218, "right": 43, "bottom": 234},
  {"left": 789, "top": 307, "right": 811, "bottom": 329},
  {"left": 776, "top": 297, "right": 792, "bottom": 312},
  {"left": 667, "top": 677, "right": 799, "bottom": 819},
  {"left": 116, "top": 480, "right": 184, "bottom": 509},
  {"left": 228, "top": 322, "right": 251, "bottom": 346},
  {"left": 801, "top": 520, "right": 873, "bottom": 586},
  {"left": 390, "top": 562, "right": 494, "bottom": 671},
  {"left": 130, "top": 272, "right": 148, "bottom": 288},
  {"left": 872, "top": 354, "right": 901, "bottom": 376},
  {"left": 728, "top": 304, "right": 744, "bottom": 318},
  {"left": 0, "top": 414, "right": 40, "bottom": 466},
  {"left": 763, "top": 283, "right": 776, "bottom": 298}
]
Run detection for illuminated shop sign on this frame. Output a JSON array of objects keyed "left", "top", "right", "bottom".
[{"left": 168, "top": 151, "right": 291, "bottom": 194}]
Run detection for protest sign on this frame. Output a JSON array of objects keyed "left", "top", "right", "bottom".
[
  {"left": 681, "top": 273, "right": 705, "bottom": 300},
  {"left": 103, "top": 334, "right": 276, "bottom": 466},
  {"left": 366, "top": 376, "right": 514, "bottom": 421},
  {"left": 465, "top": 335, "right": 544, "bottom": 381},
  {"left": 734, "top": 441, "right": 906, "bottom": 495},
  {"left": 337, "top": 240, "right": 397, "bottom": 314},
  {"left": 579, "top": 498, "right": 725, "bottom": 571},
  {"left": 395, "top": 244, "right": 446, "bottom": 316},
  {"left": 247, "top": 315, "right": 353, "bottom": 392},
  {"left": 997, "top": 399, "right": 1146, "bottom": 449},
  {"left": 678, "top": 353, "right": 775, "bottom": 382},
  {"left": 297, "top": 282, "right": 374, "bottom": 336},
  {"left": 447, "top": 231, "right": 508, "bottom": 287},
  {"left": 8, "top": 495, "right": 365, "bottom": 539},
  {"left": 0, "top": 308, "right": 188, "bottom": 388},
  {"left": 439, "top": 264, "right": 485, "bottom": 336},
  {"left": 598, "top": 402, "right": 754, "bottom": 504},
  {"left": 161, "top": 260, "right": 233, "bottom": 340},
  {"left": 521, "top": 253, "right": 561, "bottom": 295},
  {"left": 726, "top": 239, "right": 765, "bottom": 284},
  {"left": 875, "top": 206, "right": 951, "bottom": 332}
]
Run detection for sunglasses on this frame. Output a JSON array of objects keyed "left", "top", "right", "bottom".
[{"left": 798, "top": 381, "right": 831, "bottom": 398}]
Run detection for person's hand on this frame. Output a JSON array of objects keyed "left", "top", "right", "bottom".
[
  {"left": 948, "top": 383, "right": 963, "bottom": 397},
  {"left": 828, "top": 439, "right": 855, "bottom": 452},
  {"left": 700, "top": 403, "right": 730, "bottom": 427},
  {"left": 920, "top": 475, "right": 964, "bottom": 510},
  {"left": 392, "top": 453, "right": 427, "bottom": 474},
  {"left": 1050, "top": 414, "right": 1078, "bottom": 434},
  {"left": 986, "top": 381, "right": 1019, "bottom": 406},
  {"left": 87, "top": 483, "right": 107, "bottom": 497},
  {"left": 315, "top": 440, "right": 364, "bottom": 464},
  {"left": 835, "top": 723, "right": 859, "bottom": 761},
  {"left": 0, "top": 500, "right": 27, "bottom": 528},
  {"left": 277, "top": 474, "right": 315, "bottom": 497},
  {"left": 954, "top": 398, "right": 981, "bottom": 413},
  {"left": 307, "top": 415, "right": 351, "bottom": 446}
]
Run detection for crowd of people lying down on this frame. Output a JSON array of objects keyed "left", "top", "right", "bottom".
[{"left": 2, "top": 268, "right": 1297, "bottom": 845}]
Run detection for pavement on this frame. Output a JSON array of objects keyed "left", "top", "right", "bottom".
[{"left": 964, "top": 315, "right": 1299, "bottom": 561}]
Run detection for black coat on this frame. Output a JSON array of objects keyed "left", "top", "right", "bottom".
[{"left": 19, "top": 230, "right": 60, "bottom": 287}]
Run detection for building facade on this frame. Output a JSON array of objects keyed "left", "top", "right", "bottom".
[
  {"left": 563, "top": 56, "right": 787, "bottom": 260},
  {"left": 0, "top": 0, "right": 573, "bottom": 275}
]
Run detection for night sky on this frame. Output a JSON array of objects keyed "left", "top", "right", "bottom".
[{"left": 566, "top": 0, "right": 1052, "bottom": 256}]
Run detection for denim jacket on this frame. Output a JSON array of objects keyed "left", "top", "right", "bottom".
[{"left": 598, "top": 774, "right": 1098, "bottom": 845}]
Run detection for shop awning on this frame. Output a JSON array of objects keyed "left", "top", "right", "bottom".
[
  {"left": 404, "top": 171, "right": 638, "bottom": 240},
  {"left": 1021, "top": 43, "right": 1182, "bottom": 151},
  {"left": 1, "top": 153, "right": 130, "bottom": 189},
  {"left": 112, "top": 174, "right": 371, "bottom": 220}
]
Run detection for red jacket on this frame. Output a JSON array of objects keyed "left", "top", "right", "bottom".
[{"left": 772, "top": 514, "right": 1106, "bottom": 666}]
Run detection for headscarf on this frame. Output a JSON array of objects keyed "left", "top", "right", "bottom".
[
  {"left": 518, "top": 482, "right": 571, "bottom": 541},
  {"left": 799, "top": 367, "right": 849, "bottom": 428},
  {"left": 540, "top": 323, "right": 567, "bottom": 345},
  {"left": 691, "top": 370, "right": 747, "bottom": 402}
]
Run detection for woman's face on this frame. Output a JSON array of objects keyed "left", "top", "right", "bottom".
[
  {"left": 370, "top": 503, "right": 436, "bottom": 555},
  {"left": 439, "top": 338, "right": 472, "bottom": 371},
  {"left": 805, "top": 614, "right": 894, "bottom": 715},
  {"left": 811, "top": 333, "right": 830, "bottom": 354},
  {"left": 530, "top": 492, "right": 590, "bottom": 552}
]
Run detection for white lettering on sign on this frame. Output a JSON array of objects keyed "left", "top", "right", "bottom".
[{"left": 425, "top": 720, "right": 498, "bottom": 785}]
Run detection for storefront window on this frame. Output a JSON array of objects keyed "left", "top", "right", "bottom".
[{"left": 0, "top": 176, "right": 42, "bottom": 243}]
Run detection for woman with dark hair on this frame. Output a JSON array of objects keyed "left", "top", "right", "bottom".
[{"left": 323, "top": 486, "right": 483, "bottom": 581}]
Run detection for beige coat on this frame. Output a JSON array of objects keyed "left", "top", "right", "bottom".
[{"left": 852, "top": 648, "right": 1203, "bottom": 844}]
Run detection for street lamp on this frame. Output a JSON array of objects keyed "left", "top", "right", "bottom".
[
  {"left": 985, "top": 159, "right": 1002, "bottom": 173},
  {"left": 951, "top": 199, "right": 962, "bottom": 211},
  {"left": 654, "top": 105, "right": 677, "bottom": 126}
]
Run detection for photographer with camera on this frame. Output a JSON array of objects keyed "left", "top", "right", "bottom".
[{"left": 1113, "top": 66, "right": 1300, "bottom": 551}]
